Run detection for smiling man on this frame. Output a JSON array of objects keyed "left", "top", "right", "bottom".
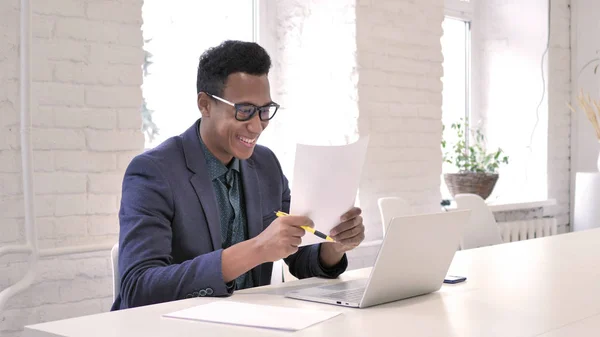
[{"left": 111, "top": 40, "right": 365, "bottom": 310}]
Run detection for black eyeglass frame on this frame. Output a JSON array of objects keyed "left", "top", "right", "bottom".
[{"left": 205, "top": 93, "right": 280, "bottom": 121}]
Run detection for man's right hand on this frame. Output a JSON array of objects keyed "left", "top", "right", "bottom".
[{"left": 253, "top": 215, "right": 313, "bottom": 263}]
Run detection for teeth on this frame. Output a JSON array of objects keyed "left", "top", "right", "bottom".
[{"left": 238, "top": 136, "right": 256, "bottom": 144}]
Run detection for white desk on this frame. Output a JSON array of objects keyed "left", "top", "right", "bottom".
[
  {"left": 537, "top": 313, "right": 600, "bottom": 337},
  {"left": 25, "top": 228, "right": 600, "bottom": 337}
]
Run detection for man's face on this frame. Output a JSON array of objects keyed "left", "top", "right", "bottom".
[{"left": 200, "top": 72, "right": 272, "bottom": 162}]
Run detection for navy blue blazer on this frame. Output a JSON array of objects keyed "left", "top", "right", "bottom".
[{"left": 111, "top": 119, "right": 347, "bottom": 310}]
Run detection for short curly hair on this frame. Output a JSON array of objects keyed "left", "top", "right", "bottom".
[{"left": 196, "top": 40, "right": 272, "bottom": 97}]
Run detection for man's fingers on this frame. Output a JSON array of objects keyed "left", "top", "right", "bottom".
[
  {"left": 287, "top": 226, "right": 306, "bottom": 238},
  {"left": 285, "top": 246, "right": 299, "bottom": 256},
  {"left": 340, "top": 207, "right": 362, "bottom": 222},
  {"left": 289, "top": 236, "right": 302, "bottom": 247},
  {"left": 330, "top": 216, "right": 362, "bottom": 237},
  {"left": 284, "top": 216, "right": 314, "bottom": 228},
  {"left": 332, "top": 223, "right": 364, "bottom": 241},
  {"left": 338, "top": 231, "right": 365, "bottom": 247}
]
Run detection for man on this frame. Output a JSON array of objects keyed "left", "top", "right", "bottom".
[{"left": 111, "top": 40, "right": 365, "bottom": 310}]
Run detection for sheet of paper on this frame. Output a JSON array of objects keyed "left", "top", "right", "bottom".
[
  {"left": 290, "top": 136, "right": 370, "bottom": 246},
  {"left": 162, "top": 301, "right": 342, "bottom": 331}
]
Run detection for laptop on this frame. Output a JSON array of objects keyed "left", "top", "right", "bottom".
[{"left": 284, "top": 210, "right": 471, "bottom": 308}]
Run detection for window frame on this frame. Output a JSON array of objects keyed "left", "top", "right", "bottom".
[
  {"left": 440, "top": 2, "right": 474, "bottom": 201},
  {"left": 444, "top": 0, "right": 474, "bottom": 22},
  {"left": 253, "top": 0, "right": 278, "bottom": 83},
  {"left": 441, "top": 14, "right": 473, "bottom": 157}
]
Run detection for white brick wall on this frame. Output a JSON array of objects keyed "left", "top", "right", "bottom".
[
  {"left": 349, "top": 0, "right": 573, "bottom": 264},
  {"left": 548, "top": 0, "right": 572, "bottom": 230},
  {"left": 356, "top": 0, "right": 446, "bottom": 243},
  {"left": 0, "top": 0, "right": 144, "bottom": 336}
]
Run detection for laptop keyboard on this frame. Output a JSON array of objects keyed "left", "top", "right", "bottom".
[
  {"left": 319, "top": 279, "right": 367, "bottom": 291},
  {"left": 321, "top": 287, "right": 366, "bottom": 302}
]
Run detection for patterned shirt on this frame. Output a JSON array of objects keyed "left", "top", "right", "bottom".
[{"left": 198, "top": 127, "right": 254, "bottom": 290}]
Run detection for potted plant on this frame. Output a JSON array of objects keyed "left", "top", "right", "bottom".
[{"left": 441, "top": 118, "right": 509, "bottom": 200}]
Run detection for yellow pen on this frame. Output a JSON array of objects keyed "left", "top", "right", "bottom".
[{"left": 275, "top": 211, "right": 335, "bottom": 242}]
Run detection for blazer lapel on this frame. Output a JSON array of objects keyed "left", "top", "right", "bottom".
[
  {"left": 241, "top": 159, "right": 263, "bottom": 240},
  {"left": 182, "top": 119, "right": 221, "bottom": 251},
  {"left": 189, "top": 174, "right": 221, "bottom": 251},
  {"left": 241, "top": 158, "right": 263, "bottom": 284}
]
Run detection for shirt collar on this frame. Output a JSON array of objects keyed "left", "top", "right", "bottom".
[{"left": 198, "top": 122, "right": 240, "bottom": 181}]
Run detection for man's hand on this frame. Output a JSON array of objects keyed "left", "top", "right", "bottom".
[
  {"left": 319, "top": 207, "right": 365, "bottom": 267},
  {"left": 252, "top": 215, "right": 313, "bottom": 263},
  {"left": 330, "top": 207, "right": 365, "bottom": 251}
]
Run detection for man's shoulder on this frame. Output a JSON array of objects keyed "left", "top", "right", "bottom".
[
  {"left": 126, "top": 136, "right": 186, "bottom": 175},
  {"left": 250, "top": 143, "right": 275, "bottom": 160},
  {"left": 249, "top": 144, "right": 281, "bottom": 168},
  {"left": 246, "top": 144, "right": 289, "bottom": 188}
]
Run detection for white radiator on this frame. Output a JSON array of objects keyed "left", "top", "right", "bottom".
[{"left": 498, "top": 218, "right": 558, "bottom": 243}]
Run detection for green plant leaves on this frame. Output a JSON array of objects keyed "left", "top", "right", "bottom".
[{"left": 441, "top": 117, "right": 509, "bottom": 174}]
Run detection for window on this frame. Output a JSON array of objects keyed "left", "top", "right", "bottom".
[
  {"left": 441, "top": 0, "right": 550, "bottom": 204},
  {"left": 440, "top": 16, "right": 471, "bottom": 199},
  {"left": 141, "top": 1, "right": 258, "bottom": 149}
]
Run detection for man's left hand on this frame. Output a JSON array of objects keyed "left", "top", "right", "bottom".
[
  {"left": 329, "top": 207, "right": 365, "bottom": 253},
  {"left": 318, "top": 207, "right": 365, "bottom": 268}
]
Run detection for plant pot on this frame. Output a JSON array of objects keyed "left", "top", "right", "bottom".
[{"left": 444, "top": 172, "right": 499, "bottom": 200}]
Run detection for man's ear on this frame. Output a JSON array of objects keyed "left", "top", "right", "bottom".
[{"left": 197, "top": 92, "right": 211, "bottom": 117}]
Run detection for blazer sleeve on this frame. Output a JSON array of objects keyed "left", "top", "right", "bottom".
[
  {"left": 272, "top": 154, "right": 348, "bottom": 279},
  {"left": 117, "top": 154, "right": 232, "bottom": 309}
]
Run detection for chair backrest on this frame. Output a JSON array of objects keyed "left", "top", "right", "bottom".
[
  {"left": 110, "top": 243, "right": 120, "bottom": 302},
  {"left": 270, "top": 259, "right": 284, "bottom": 285},
  {"left": 270, "top": 259, "right": 298, "bottom": 284},
  {"left": 377, "top": 197, "right": 413, "bottom": 235},
  {"left": 454, "top": 193, "right": 503, "bottom": 249},
  {"left": 282, "top": 263, "right": 298, "bottom": 283}
]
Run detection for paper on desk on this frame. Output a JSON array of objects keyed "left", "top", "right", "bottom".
[
  {"left": 290, "top": 136, "right": 369, "bottom": 246},
  {"left": 162, "top": 301, "right": 342, "bottom": 331}
]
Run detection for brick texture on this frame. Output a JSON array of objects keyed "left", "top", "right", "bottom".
[
  {"left": 548, "top": 0, "right": 572, "bottom": 229},
  {"left": 357, "top": 0, "right": 446, "bottom": 242},
  {"left": 0, "top": 0, "right": 143, "bottom": 335}
]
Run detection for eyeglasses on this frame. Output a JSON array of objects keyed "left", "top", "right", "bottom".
[{"left": 206, "top": 93, "right": 280, "bottom": 121}]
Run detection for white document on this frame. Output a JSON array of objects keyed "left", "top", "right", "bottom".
[
  {"left": 290, "top": 136, "right": 370, "bottom": 246},
  {"left": 162, "top": 301, "right": 342, "bottom": 331}
]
